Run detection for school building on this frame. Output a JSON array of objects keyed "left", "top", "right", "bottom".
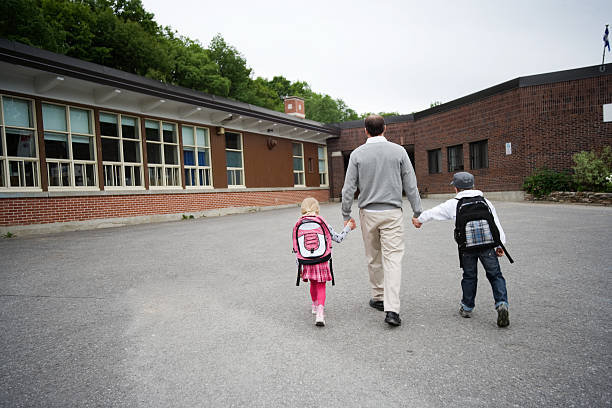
[
  {"left": 327, "top": 64, "right": 612, "bottom": 200},
  {"left": 0, "top": 39, "right": 337, "bottom": 234},
  {"left": 0, "top": 37, "right": 611, "bottom": 234}
]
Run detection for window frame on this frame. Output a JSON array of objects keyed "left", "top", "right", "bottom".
[
  {"left": 99, "top": 111, "right": 144, "bottom": 190},
  {"left": 182, "top": 125, "right": 213, "bottom": 188},
  {"left": 469, "top": 139, "right": 489, "bottom": 170},
  {"left": 145, "top": 119, "right": 181, "bottom": 188},
  {"left": 0, "top": 94, "right": 41, "bottom": 190},
  {"left": 292, "top": 142, "right": 305, "bottom": 187},
  {"left": 447, "top": 144, "right": 464, "bottom": 173},
  {"left": 42, "top": 101, "right": 97, "bottom": 190},
  {"left": 427, "top": 148, "right": 442, "bottom": 174},
  {"left": 317, "top": 145, "right": 329, "bottom": 187},
  {"left": 225, "top": 131, "right": 245, "bottom": 188}
]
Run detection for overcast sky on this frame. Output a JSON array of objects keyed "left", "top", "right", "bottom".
[{"left": 142, "top": 0, "right": 610, "bottom": 115}]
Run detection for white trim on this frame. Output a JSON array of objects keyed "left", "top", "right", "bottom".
[{"left": 292, "top": 142, "right": 305, "bottom": 187}]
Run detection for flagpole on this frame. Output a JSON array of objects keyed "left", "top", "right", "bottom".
[{"left": 602, "top": 24, "right": 609, "bottom": 73}]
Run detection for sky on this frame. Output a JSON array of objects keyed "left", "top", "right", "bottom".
[{"left": 141, "top": 0, "right": 610, "bottom": 115}]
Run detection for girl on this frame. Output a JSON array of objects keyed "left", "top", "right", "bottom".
[{"left": 297, "top": 197, "right": 355, "bottom": 326}]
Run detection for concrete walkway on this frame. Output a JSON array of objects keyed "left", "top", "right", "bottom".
[{"left": 0, "top": 200, "right": 611, "bottom": 407}]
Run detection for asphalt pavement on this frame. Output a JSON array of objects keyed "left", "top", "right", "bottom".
[{"left": 0, "top": 199, "right": 611, "bottom": 407}]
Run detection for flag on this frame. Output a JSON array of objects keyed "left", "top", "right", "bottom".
[{"left": 605, "top": 26, "right": 610, "bottom": 51}]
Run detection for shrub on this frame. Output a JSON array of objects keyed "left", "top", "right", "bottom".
[
  {"left": 523, "top": 168, "right": 574, "bottom": 197},
  {"left": 572, "top": 146, "right": 612, "bottom": 192}
]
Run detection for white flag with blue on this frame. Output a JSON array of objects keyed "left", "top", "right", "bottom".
[{"left": 605, "top": 26, "right": 610, "bottom": 51}]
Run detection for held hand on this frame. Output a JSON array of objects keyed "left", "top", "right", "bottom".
[
  {"left": 412, "top": 217, "right": 422, "bottom": 228},
  {"left": 496, "top": 247, "right": 505, "bottom": 257},
  {"left": 348, "top": 218, "right": 357, "bottom": 230}
]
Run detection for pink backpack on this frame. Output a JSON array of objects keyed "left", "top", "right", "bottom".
[{"left": 292, "top": 215, "right": 334, "bottom": 286}]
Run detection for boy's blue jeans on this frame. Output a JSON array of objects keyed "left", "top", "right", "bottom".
[{"left": 460, "top": 247, "right": 508, "bottom": 311}]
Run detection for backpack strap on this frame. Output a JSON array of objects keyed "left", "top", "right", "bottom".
[
  {"left": 296, "top": 262, "right": 301, "bottom": 286},
  {"left": 499, "top": 243, "right": 514, "bottom": 264},
  {"left": 455, "top": 198, "right": 464, "bottom": 268},
  {"left": 329, "top": 258, "right": 335, "bottom": 286}
]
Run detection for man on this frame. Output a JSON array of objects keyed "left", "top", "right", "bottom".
[{"left": 341, "top": 115, "right": 422, "bottom": 326}]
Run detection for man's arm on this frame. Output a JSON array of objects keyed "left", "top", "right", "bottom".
[
  {"left": 341, "top": 154, "right": 358, "bottom": 221},
  {"left": 401, "top": 153, "right": 423, "bottom": 218}
]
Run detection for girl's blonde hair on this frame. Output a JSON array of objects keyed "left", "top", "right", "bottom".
[{"left": 301, "top": 197, "right": 320, "bottom": 216}]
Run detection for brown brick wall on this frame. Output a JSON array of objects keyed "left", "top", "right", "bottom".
[
  {"left": 0, "top": 189, "right": 329, "bottom": 227},
  {"left": 328, "top": 75, "right": 612, "bottom": 197}
]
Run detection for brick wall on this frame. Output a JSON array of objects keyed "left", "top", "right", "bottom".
[
  {"left": 328, "top": 75, "right": 612, "bottom": 197},
  {"left": 521, "top": 76, "right": 612, "bottom": 173},
  {"left": 0, "top": 189, "right": 329, "bottom": 226}
]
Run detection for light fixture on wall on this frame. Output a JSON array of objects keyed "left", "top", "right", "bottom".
[
  {"left": 216, "top": 126, "right": 225, "bottom": 135},
  {"left": 267, "top": 137, "right": 278, "bottom": 150}
]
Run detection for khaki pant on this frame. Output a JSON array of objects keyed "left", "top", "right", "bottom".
[{"left": 359, "top": 208, "right": 404, "bottom": 313}]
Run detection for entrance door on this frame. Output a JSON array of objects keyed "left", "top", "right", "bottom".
[{"left": 403, "top": 144, "right": 415, "bottom": 168}]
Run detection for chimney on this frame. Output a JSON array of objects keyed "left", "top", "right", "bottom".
[{"left": 284, "top": 96, "right": 305, "bottom": 119}]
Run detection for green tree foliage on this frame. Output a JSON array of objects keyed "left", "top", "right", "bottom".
[
  {"left": 572, "top": 146, "right": 612, "bottom": 192},
  {"left": 0, "top": 0, "right": 379, "bottom": 123}
]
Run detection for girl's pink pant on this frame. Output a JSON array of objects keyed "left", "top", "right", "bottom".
[{"left": 309, "top": 280, "right": 326, "bottom": 306}]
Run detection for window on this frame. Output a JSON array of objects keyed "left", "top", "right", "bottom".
[
  {"left": 318, "top": 145, "right": 328, "bottom": 186},
  {"left": 225, "top": 131, "right": 244, "bottom": 187},
  {"left": 447, "top": 144, "right": 464, "bottom": 172},
  {"left": 42, "top": 103, "right": 96, "bottom": 188},
  {"left": 183, "top": 125, "right": 212, "bottom": 187},
  {"left": 100, "top": 112, "right": 143, "bottom": 188},
  {"left": 470, "top": 140, "right": 488, "bottom": 170},
  {"left": 428, "top": 149, "right": 442, "bottom": 174},
  {"left": 0, "top": 95, "right": 39, "bottom": 188},
  {"left": 145, "top": 120, "right": 180, "bottom": 187},
  {"left": 293, "top": 142, "right": 305, "bottom": 186}
]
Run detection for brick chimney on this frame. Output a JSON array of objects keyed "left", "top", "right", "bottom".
[{"left": 284, "top": 96, "right": 305, "bottom": 119}]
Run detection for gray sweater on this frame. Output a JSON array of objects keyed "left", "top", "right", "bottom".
[{"left": 341, "top": 137, "right": 423, "bottom": 220}]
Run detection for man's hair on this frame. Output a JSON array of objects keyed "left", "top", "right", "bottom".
[{"left": 365, "top": 115, "right": 385, "bottom": 136}]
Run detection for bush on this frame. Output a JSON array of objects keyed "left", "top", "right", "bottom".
[
  {"left": 523, "top": 168, "right": 574, "bottom": 197},
  {"left": 572, "top": 146, "right": 612, "bottom": 192}
]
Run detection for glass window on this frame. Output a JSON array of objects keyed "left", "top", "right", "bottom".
[
  {"left": 145, "top": 119, "right": 180, "bottom": 187},
  {"left": 182, "top": 125, "right": 212, "bottom": 187},
  {"left": 42, "top": 103, "right": 96, "bottom": 188},
  {"left": 447, "top": 144, "right": 464, "bottom": 172},
  {"left": 293, "top": 142, "right": 304, "bottom": 186},
  {"left": 3, "top": 97, "right": 32, "bottom": 128},
  {"left": 318, "top": 145, "right": 328, "bottom": 186},
  {"left": 428, "top": 149, "right": 442, "bottom": 174},
  {"left": 69, "top": 108, "right": 92, "bottom": 134},
  {"left": 0, "top": 95, "right": 40, "bottom": 188},
  {"left": 470, "top": 140, "right": 488, "bottom": 170},
  {"left": 225, "top": 131, "right": 244, "bottom": 187}
]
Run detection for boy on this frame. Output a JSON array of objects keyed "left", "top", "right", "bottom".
[{"left": 412, "top": 172, "right": 510, "bottom": 327}]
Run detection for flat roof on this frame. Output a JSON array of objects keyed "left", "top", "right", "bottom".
[{"left": 335, "top": 63, "right": 612, "bottom": 129}]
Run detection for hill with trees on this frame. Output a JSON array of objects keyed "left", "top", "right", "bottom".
[{"left": 0, "top": 0, "right": 402, "bottom": 122}]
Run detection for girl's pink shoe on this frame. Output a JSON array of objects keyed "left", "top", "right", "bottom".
[
  {"left": 311, "top": 303, "right": 318, "bottom": 315},
  {"left": 315, "top": 305, "right": 325, "bottom": 326}
]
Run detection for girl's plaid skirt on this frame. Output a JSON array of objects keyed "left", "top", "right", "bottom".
[{"left": 301, "top": 262, "right": 332, "bottom": 282}]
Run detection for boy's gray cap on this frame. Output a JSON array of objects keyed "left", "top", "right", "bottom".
[{"left": 450, "top": 172, "right": 474, "bottom": 189}]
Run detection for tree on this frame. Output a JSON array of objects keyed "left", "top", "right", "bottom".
[{"left": 208, "top": 34, "right": 252, "bottom": 101}]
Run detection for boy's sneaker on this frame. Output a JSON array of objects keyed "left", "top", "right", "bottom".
[
  {"left": 497, "top": 304, "right": 510, "bottom": 327},
  {"left": 315, "top": 305, "right": 325, "bottom": 326},
  {"left": 459, "top": 306, "right": 472, "bottom": 318}
]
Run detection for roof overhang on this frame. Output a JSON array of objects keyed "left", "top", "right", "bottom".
[{"left": 0, "top": 39, "right": 340, "bottom": 143}]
